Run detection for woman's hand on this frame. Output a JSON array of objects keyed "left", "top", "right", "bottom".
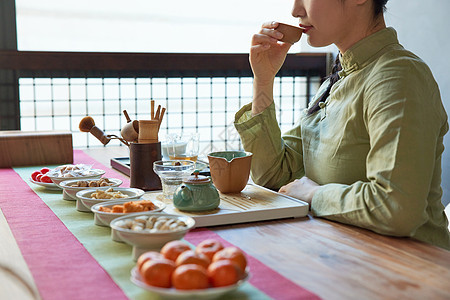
[
  {"left": 250, "top": 21, "right": 292, "bottom": 85},
  {"left": 278, "top": 176, "right": 320, "bottom": 206}
]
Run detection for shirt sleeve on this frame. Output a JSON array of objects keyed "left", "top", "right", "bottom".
[
  {"left": 311, "top": 57, "right": 448, "bottom": 237},
  {"left": 234, "top": 102, "right": 305, "bottom": 190}
]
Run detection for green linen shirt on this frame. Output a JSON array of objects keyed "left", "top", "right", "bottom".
[{"left": 234, "top": 27, "right": 450, "bottom": 250}]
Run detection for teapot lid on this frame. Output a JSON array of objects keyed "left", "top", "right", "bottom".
[{"left": 184, "top": 170, "right": 210, "bottom": 184}]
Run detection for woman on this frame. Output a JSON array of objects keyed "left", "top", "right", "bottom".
[{"left": 234, "top": 0, "right": 450, "bottom": 250}]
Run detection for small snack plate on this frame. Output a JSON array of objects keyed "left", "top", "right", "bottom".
[
  {"left": 91, "top": 198, "right": 166, "bottom": 227},
  {"left": 29, "top": 178, "right": 61, "bottom": 190},
  {"left": 75, "top": 187, "right": 145, "bottom": 213},
  {"left": 130, "top": 266, "right": 249, "bottom": 299},
  {"left": 48, "top": 167, "right": 106, "bottom": 186},
  {"left": 59, "top": 178, "right": 123, "bottom": 201},
  {"left": 110, "top": 212, "right": 195, "bottom": 260}
]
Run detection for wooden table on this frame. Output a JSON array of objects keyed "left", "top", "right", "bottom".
[{"left": 2, "top": 146, "right": 450, "bottom": 300}]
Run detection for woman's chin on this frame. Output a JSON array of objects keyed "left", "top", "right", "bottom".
[{"left": 306, "top": 36, "right": 333, "bottom": 49}]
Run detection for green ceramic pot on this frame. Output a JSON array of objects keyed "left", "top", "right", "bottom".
[{"left": 173, "top": 170, "right": 220, "bottom": 212}]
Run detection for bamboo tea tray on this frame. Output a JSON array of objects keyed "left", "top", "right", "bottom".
[{"left": 142, "top": 183, "right": 309, "bottom": 227}]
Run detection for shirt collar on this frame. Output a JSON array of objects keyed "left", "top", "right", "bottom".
[{"left": 339, "top": 27, "right": 399, "bottom": 77}]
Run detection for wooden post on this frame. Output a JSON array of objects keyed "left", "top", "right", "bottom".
[{"left": 0, "top": 0, "right": 20, "bottom": 130}]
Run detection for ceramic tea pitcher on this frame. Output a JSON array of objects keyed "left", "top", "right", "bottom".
[
  {"left": 173, "top": 170, "right": 220, "bottom": 212},
  {"left": 207, "top": 151, "right": 253, "bottom": 193}
]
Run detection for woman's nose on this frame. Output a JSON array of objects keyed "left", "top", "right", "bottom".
[{"left": 291, "top": 0, "right": 305, "bottom": 18}]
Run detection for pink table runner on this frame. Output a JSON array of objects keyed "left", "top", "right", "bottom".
[
  {"left": 0, "top": 150, "right": 320, "bottom": 300},
  {"left": 0, "top": 168, "right": 128, "bottom": 300}
]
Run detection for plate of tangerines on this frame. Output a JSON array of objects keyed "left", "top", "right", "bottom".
[{"left": 131, "top": 239, "right": 250, "bottom": 299}]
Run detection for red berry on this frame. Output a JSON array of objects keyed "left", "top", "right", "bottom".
[
  {"left": 31, "top": 171, "right": 41, "bottom": 181},
  {"left": 40, "top": 168, "right": 50, "bottom": 174},
  {"left": 40, "top": 175, "right": 52, "bottom": 183},
  {"left": 36, "top": 174, "right": 44, "bottom": 182}
]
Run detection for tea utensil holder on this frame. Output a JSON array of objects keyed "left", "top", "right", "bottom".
[{"left": 129, "top": 142, "right": 162, "bottom": 191}]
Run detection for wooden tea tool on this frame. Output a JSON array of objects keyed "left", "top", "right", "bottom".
[
  {"left": 137, "top": 100, "right": 166, "bottom": 144},
  {"left": 79, "top": 116, "right": 111, "bottom": 145},
  {"left": 138, "top": 120, "right": 160, "bottom": 144},
  {"left": 158, "top": 107, "right": 166, "bottom": 129},
  {"left": 151, "top": 100, "right": 155, "bottom": 120},
  {"left": 121, "top": 110, "right": 139, "bottom": 143},
  {"left": 123, "top": 109, "right": 132, "bottom": 123}
]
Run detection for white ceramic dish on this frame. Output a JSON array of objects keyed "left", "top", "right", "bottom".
[
  {"left": 91, "top": 199, "right": 166, "bottom": 227},
  {"left": 110, "top": 212, "right": 195, "bottom": 260},
  {"left": 130, "top": 266, "right": 249, "bottom": 299},
  {"left": 29, "top": 178, "right": 61, "bottom": 190},
  {"left": 48, "top": 168, "right": 106, "bottom": 186},
  {"left": 75, "top": 187, "right": 145, "bottom": 213},
  {"left": 59, "top": 178, "right": 123, "bottom": 201}
]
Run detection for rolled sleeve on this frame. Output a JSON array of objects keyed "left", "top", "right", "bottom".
[{"left": 234, "top": 102, "right": 305, "bottom": 189}]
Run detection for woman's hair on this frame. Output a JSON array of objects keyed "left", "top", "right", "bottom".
[
  {"left": 373, "top": 0, "right": 389, "bottom": 16},
  {"left": 307, "top": 55, "right": 342, "bottom": 115},
  {"left": 307, "top": 0, "right": 388, "bottom": 115}
]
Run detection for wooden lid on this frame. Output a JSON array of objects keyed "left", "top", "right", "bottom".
[{"left": 184, "top": 170, "right": 210, "bottom": 184}]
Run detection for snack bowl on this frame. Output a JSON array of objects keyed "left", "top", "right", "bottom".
[
  {"left": 47, "top": 164, "right": 106, "bottom": 186},
  {"left": 91, "top": 198, "right": 166, "bottom": 227},
  {"left": 130, "top": 266, "right": 250, "bottom": 299},
  {"left": 29, "top": 178, "right": 60, "bottom": 190},
  {"left": 75, "top": 187, "right": 145, "bottom": 213},
  {"left": 110, "top": 212, "right": 195, "bottom": 260},
  {"left": 59, "top": 178, "right": 123, "bottom": 201}
]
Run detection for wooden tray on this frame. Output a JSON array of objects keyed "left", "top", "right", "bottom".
[
  {"left": 142, "top": 183, "right": 309, "bottom": 227},
  {"left": 110, "top": 157, "right": 211, "bottom": 177}
]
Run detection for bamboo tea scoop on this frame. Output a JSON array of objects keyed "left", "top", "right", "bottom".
[{"left": 121, "top": 110, "right": 139, "bottom": 142}]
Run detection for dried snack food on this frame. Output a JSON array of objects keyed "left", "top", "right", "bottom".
[
  {"left": 99, "top": 200, "right": 157, "bottom": 213},
  {"left": 90, "top": 187, "right": 128, "bottom": 199},
  {"left": 47, "top": 164, "right": 94, "bottom": 178},
  {"left": 114, "top": 215, "right": 188, "bottom": 233},
  {"left": 69, "top": 178, "right": 113, "bottom": 187}
]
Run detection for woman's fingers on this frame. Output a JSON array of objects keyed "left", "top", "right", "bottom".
[
  {"left": 250, "top": 44, "right": 270, "bottom": 55},
  {"left": 251, "top": 33, "right": 279, "bottom": 46},
  {"left": 250, "top": 33, "right": 278, "bottom": 54},
  {"left": 249, "top": 21, "right": 292, "bottom": 79},
  {"left": 251, "top": 22, "right": 284, "bottom": 51},
  {"left": 259, "top": 28, "right": 284, "bottom": 40},
  {"left": 278, "top": 183, "right": 290, "bottom": 194},
  {"left": 261, "top": 21, "right": 279, "bottom": 29}
]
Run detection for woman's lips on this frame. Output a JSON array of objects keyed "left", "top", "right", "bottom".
[{"left": 300, "top": 24, "right": 312, "bottom": 33}]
